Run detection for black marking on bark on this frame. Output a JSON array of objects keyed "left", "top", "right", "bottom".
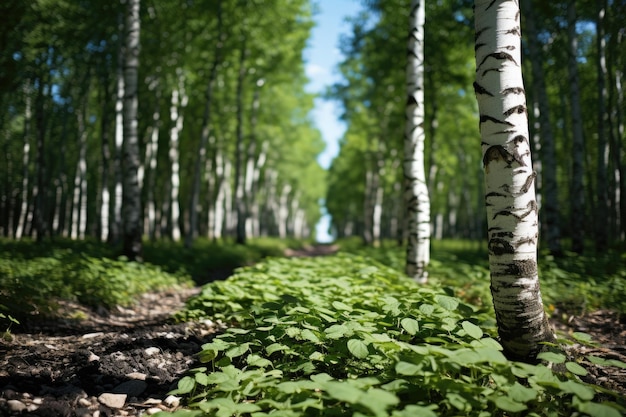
[
  {"left": 479, "top": 51, "right": 518, "bottom": 69},
  {"left": 502, "top": 87, "right": 525, "bottom": 95},
  {"left": 519, "top": 173, "right": 537, "bottom": 194},
  {"left": 483, "top": 145, "right": 517, "bottom": 168},
  {"left": 480, "top": 115, "right": 514, "bottom": 126},
  {"left": 504, "top": 259, "right": 538, "bottom": 277},
  {"left": 473, "top": 82, "right": 493, "bottom": 96},
  {"left": 475, "top": 42, "right": 487, "bottom": 52},
  {"left": 485, "top": 0, "right": 498, "bottom": 11},
  {"left": 475, "top": 27, "right": 488, "bottom": 42},
  {"left": 506, "top": 27, "right": 521, "bottom": 37},
  {"left": 406, "top": 94, "right": 418, "bottom": 106},
  {"left": 503, "top": 105, "right": 526, "bottom": 117},
  {"left": 485, "top": 191, "right": 508, "bottom": 199},
  {"left": 488, "top": 238, "right": 515, "bottom": 255},
  {"left": 482, "top": 67, "right": 503, "bottom": 77}
]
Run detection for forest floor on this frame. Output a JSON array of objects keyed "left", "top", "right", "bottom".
[{"left": 1, "top": 245, "right": 624, "bottom": 417}]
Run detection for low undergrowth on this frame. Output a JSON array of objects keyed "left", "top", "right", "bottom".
[
  {"left": 0, "top": 237, "right": 294, "bottom": 326},
  {"left": 170, "top": 254, "right": 625, "bottom": 417}
]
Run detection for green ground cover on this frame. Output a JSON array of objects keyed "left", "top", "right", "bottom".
[{"left": 170, "top": 252, "right": 625, "bottom": 417}]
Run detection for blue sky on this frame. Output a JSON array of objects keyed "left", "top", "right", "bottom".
[
  {"left": 305, "top": 0, "right": 362, "bottom": 169},
  {"left": 304, "top": 0, "right": 362, "bottom": 241}
]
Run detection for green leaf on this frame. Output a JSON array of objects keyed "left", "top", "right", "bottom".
[
  {"left": 176, "top": 376, "right": 196, "bottom": 394},
  {"left": 198, "top": 349, "right": 217, "bottom": 363},
  {"left": 571, "top": 332, "right": 593, "bottom": 344},
  {"left": 493, "top": 395, "right": 527, "bottom": 413},
  {"left": 332, "top": 301, "right": 352, "bottom": 311},
  {"left": 461, "top": 321, "right": 483, "bottom": 339},
  {"left": 266, "top": 343, "right": 289, "bottom": 355},
  {"left": 537, "top": 351, "right": 566, "bottom": 364},
  {"left": 195, "top": 372, "right": 210, "bottom": 386},
  {"left": 400, "top": 318, "right": 419, "bottom": 335},
  {"left": 247, "top": 354, "right": 272, "bottom": 368},
  {"left": 226, "top": 343, "right": 250, "bottom": 358},
  {"left": 323, "top": 381, "right": 363, "bottom": 403},
  {"left": 508, "top": 382, "right": 537, "bottom": 403},
  {"left": 565, "top": 361, "right": 588, "bottom": 376},
  {"left": 347, "top": 339, "right": 369, "bottom": 359},
  {"left": 301, "top": 329, "right": 320, "bottom": 343},
  {"left": 358, "top": 388, "right": 399, "bottom": 416},
  {"left": 559, "top": 380, "right": 595, "bottom": 401},
  {"left": 576, "top": 401, "right": 622, "bottom": 417},
  {"left": 395, "top": 361, "right": 422, "bottom": 376},
  {"left": 434, "top": 295, "right": 459, "bottom": 311},
  {"left": 419, "top": 304, "right": 435, "bottom": 315}
]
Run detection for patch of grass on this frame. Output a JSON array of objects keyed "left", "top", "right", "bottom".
[{"left": 171, "top": 255, "right": 625, "bottom": 417}]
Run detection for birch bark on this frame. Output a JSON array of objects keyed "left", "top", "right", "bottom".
[
  {"left": 404, "top": 0, "right": 430, "bottom": 283},
  {"left": 474, "top": 0, "right": 554, "bottom": 361}
]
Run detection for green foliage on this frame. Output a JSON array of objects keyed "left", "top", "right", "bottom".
[
  {"left": 0, "top": 239, "right": 192, "bottom": 320},
  {"left": 170, "top": 254, "right": 624, "bottom": 416},
  {"left": 338, "top": 239, "right": 626, "bottom": 315}
]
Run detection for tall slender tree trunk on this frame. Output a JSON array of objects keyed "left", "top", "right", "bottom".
[
  {"left": 142, "top": 79, "right": 160, "bottom": 241},
  {"left": 187, "top": 0, "right": 224, "bottom": 248},
  {"left": 34, "top": 73, "right": 48, "bottom": 242},
  {"left": 71, "top": 96, "right": 89, "bottom": 240},
  {"left": 404, "top": 0, "right": 430, "bottom": 283},
  {"left": 15, "top": 82, "right": 32, "bottom": 240},
  {"left": 595, "top": 0, "right": 609, "bottom": 251},
  {"left": 122, "top": 0, "right": 143, "bottom": 260},
  {"left": 168, "top": 70, "right": 187, "bottom": 242},
  {"left": 99, "top": 75, "right": 112, "bottom": 242},
  {"left": 111, "top": 14, "right": 125, "bottom": 244},
  {"left": 567, "top": 2, "right": 586, "bottom": 254},
  {"left": 234, "top": 38, "right": 248, "bottom": 244},
  {"left": 474, "top": 0, "right": 554, "bottom": 362},
  {"left": 522, "top": 0, "right": 561, "bottom": 255}
]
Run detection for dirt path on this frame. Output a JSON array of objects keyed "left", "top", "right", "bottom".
[{"left": 0, "top": 287, "right": 223, "bottom": 417}]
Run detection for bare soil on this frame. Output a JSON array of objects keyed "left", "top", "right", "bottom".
[{"left": 1, "top": 246, "right": 624, "bottom": 416}]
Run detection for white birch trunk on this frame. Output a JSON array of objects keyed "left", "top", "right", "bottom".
[
  {"left": 278, "top": 184, "right": 291, "bottom": 239},
  {"left": 71, "top": 104, "right": 88, "bottom": 240},
  {"left": 112, "top": 21, "right": 125, "bottom": 244},
  {"left": 474, "top": 0, "right": 553, "bottom": 361},
  {"left": 15, "top": 83, "right": 32, "bottom": 240},
  {"left": 404, "top": 0, "right": 430, "bottom": 283},
  {"left": 122, "top": 0, "right": 142, "bottom": 260},
  {"left": 168, "top": 71, "right": 187, "bottom": 241}
]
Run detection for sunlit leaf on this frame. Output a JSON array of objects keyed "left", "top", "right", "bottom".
[
  {"left": 347, "top": 339, "right": 369, "bottom": 359},
  {"left": 400, "top": 318, "right": 419, "bottom": 335}
]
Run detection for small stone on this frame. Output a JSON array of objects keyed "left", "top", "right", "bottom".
[
  {"left": 93, "top": 410, "right": 100, "bottom": 417},
  {"left": 147, "top": 407, "right": 163, "bottom": 415},
  {"left": 26, "top": 403, "right": 40, "bottom": 412},
  {"left": 2, "top": 389, "right": 18, "bottom": 400},
  {"left": 125, "top": 372, "right": 148, "bottom": 381},
  {"left": 144, "top": 347, "right": 160, "bottom": 356},
  {"left": 32, "top": 397, "right": 43, "bottom": 405},
  {"left": 82, "top": 332, "right": 104, "bottom": 339},
  {"left": 7, "top": 400, "right": 27, "bottom": 413},
  {"left": 163, "top": 395, "right": 180, "bottom": 408},
  {"left": 143, "top": 398, "right": 162, "bottom": 405},
  {"left": 98, "top": 393, "right": 127, "bottom": 409},
  {"left": 113, "top": 380, "right": 147, "bottom": 398},
  {"left": 78, "top": 398, "right": 92, "bottom": 407},
  {"left": 88, "top": 351, "right": 100, "bottom": 362}
]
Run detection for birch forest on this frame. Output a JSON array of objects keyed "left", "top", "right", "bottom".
[
  {"left": 1, "top": 0, "right": 326, "bottom": 251},
  {"left": 1, "top": 0, "right": 625, "bottom": 254}
]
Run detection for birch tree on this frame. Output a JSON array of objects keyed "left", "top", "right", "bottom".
[
  {"left": 404, "top": 0, "right": 430, "bottom": 283},
  {"left": 122, "top": 0, "right": 142, "bottom": 260},
  {"left": 473, "top": 0, "right": 554, "bottom": 361}
]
